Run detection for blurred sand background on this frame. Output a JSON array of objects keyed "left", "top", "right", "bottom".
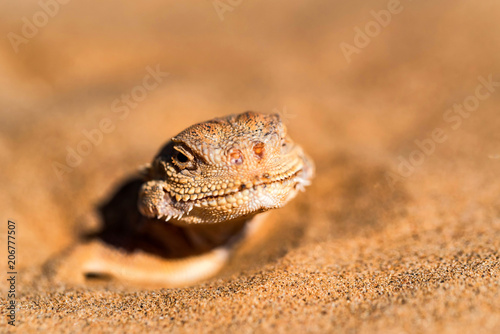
[{"left": 1, "top": 0, "right": 499, "bottom": 332}]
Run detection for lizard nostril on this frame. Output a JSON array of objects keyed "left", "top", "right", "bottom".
[
  {"left": 228, "top": 148, "right": 243, "bottom": 165},
  {"left": 253, "top": 142, "right": 265, "bottom": 159}
]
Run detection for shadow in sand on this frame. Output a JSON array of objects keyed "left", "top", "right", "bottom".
[{"left": 85, "top": 177, "right": 247, "bottom": 260}]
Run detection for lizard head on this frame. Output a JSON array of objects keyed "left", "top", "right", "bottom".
[{"left": 138, "top": 111, "right": 314, "bottom": 224}]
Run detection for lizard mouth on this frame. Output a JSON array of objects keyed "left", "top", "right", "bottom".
[
  {"left": 157, "top": 151, "right": 314, "bottom": 222},
  {"left": 166, "top": 156, "right": 308, "bottom": 203},
  {"left": 192, "top": 169, "right": 306, "bottom": 205},
  {"left": 160, "top": 167, "right": 310, "bottom": 223}
]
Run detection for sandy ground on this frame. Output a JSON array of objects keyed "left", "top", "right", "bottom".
[{"left": 1, "top": 0, "right": 499, "bottom": 332}]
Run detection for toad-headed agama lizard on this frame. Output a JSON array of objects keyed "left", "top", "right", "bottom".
[{"left": 54, "top": 111, "right": 314, "bottom": 287}]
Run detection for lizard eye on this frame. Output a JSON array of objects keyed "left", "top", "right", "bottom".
[
  {"left": 175, "top": 152, "right": 189, "bottom": 163},
  {"left": 172, "top": 146, "right": 196, "bottom": 169}
]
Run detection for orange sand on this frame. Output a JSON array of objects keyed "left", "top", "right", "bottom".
[{"left": 1, "top": 0, "right": 499, "bottom": 332}]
